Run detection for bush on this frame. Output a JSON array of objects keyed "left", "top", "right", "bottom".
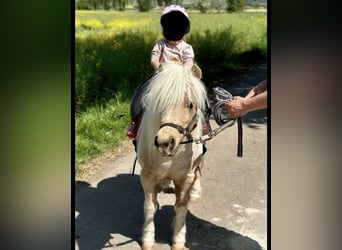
[
  {"left": 137, "top": 0, "right": 152, "bottom": 11},
  {"left": 195, "top": 0, "right": 211, "bottom": 13},
  {"left": 227, "top": 0, "right": 246, "bottom": 12},
  {"left": 76, "top": 0, "right": 92, "bottom": 10},
  {"left": 190, "top": 28, "right": 238, "bottom": 81},
  {"left": 189, "top": 28, "right": 265, "bottom": 85},
  {"left": 75, "top": 31, "right": 157, "bottom": 111}
]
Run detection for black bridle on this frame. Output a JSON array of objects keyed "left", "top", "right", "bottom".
[{"left": 159, "top": 112, "right": 199, "bottom": 144}]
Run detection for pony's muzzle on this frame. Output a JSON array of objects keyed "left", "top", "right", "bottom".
[{"left": 154, "top": 135, "right": 176, "bottom": 156}]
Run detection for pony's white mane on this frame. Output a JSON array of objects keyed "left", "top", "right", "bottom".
[{"left": 142, "top": 63, "right": 207, "bottom": 113}]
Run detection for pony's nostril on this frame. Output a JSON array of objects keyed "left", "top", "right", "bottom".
[
  {"left": 155, "top": 136, "right": 170, "bottom": 149},
  {"left": 154, "top": 136, "right": 159, "bottom": 147},
  {"left": 169, "top": 137, "right": 175, "bottom": 150}
]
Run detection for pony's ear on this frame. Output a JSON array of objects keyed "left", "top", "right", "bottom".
[{"left": 191, "top": 64, "right": 202, "bottom": 80}]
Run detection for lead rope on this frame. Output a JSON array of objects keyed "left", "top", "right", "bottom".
[
  {"left": 212, "top": 87, "right": 243, "bottom": 157},
  {"left": 131, "top": 156, "right": 137, "bottom": 176},
  {"left": 171, "top": 88, "right": 243, "bottom": 158}
]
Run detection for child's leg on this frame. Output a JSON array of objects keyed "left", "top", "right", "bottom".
[
  {"left": 127, "top": 75, "right": 153, "bottom": 139},
  {"left": 127, "top": 89, "right": 145, "bottom": 138}
]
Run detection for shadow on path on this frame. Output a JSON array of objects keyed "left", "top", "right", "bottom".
[
  {"left": 75, "top": 174, "right": 263, "bottom": 250},
  {"left": 155, "top": 205, "right": 263, "bottom": 250},
  {"left": 75, "top": 174, "right": 144, "bottom": 250}
]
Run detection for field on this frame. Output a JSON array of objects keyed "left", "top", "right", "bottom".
[
  {"left": 75, "top": 10, "right": 266, "bottom": 38},
  {"left": 75, "top": 10, "right": 267, "bottom": 177}
]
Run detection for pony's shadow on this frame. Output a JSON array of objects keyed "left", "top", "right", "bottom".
[
  {"left": 76, "top": 174, "right": 263, "bottom": 250},
  {"left": 155, "top": 205, "right": 263, "bottom": 250},
  {"left": 75, "top": 174, "right": 144, "bottom": 250}
]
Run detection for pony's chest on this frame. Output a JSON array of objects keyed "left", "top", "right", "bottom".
[{"left": 147, "top": 147, "right": 199, "bottom": 178}]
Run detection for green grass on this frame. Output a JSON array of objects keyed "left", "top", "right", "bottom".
[
  {"left": 75, "top": 94, "right": 130, "bottom": 176},
  {"left": 75, "top": 10, "right": 267, "bottom": 177}
]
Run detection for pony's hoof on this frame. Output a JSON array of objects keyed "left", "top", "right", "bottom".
[
  {"left": 189, "top": 192, "right": 201, "bottom": 203},
  {"left": 171, "top": 243, "right": 186, "bottom": 250},
  {"left": 189, "top": 196, "right": 199, "bottom": 203},
  {"left": 141, "top": 243, "right": 154, "bottom": 250}
]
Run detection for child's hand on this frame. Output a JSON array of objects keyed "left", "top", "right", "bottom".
[{"left": 151, "top": 61, "right": 160, "bottom": 71}]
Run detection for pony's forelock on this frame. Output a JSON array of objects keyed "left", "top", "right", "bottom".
[{"left": 142, "top": 63, "right": 207, "bottom": 113}]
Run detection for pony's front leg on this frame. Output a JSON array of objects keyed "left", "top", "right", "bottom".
[
  {"left": 189, "top": 159, "right": 204, "bottom": 203},
  {"left": 172, "top": 176, "right": 194, "bottom": 250},
  {"left": 140, "top": 170, "right": 159, "bottom": 250}
]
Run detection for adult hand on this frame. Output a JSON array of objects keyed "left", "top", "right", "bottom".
[{"left": 224, "top": 96, "right": 247, "bottom": 119}]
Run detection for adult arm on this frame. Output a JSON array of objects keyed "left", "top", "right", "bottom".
[{"left": 224, "top": 80, "right": 267, "bottom": 118}]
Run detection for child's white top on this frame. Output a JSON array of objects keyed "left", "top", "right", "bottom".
[{"left": 151, "top": 39, "right": 194, "bottom": 66}]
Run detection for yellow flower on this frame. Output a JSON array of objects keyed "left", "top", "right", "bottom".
[{"left": 81, "top": 19, "right": 104, "bottom": 30}]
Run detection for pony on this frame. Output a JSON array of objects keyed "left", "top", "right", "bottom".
[{"left": 136, "top": 62, "right": 208, "bottom": 250}]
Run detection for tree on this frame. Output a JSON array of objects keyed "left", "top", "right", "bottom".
[
  {"left": 102, "top": 0, "right": 111, "bottom": 9},
  {"left": 112, "top": 0, "right": 127, "bottom": 10},
  {"left": 211, "top": 0, "right": 227, "bottom": 12},
  {"left": 156, "top": 0, "right": 163, "bottom": 7},
  {"left": 163, "top": 0, "right": 172, "bottom": 6},
  {"left": 194, "top": 0, "right": 211, "bottom": 13},
  {"left": 137, "top": 0, "right": 152, "bottom": 11},
  {"left": 76, "top": 0, "right": 92, "bottom": 10},
  {"left": 227, "top": 0, "right": 246, "bottom": 12},
  {"left": 89, "top": 0, "right": 99, "bottom": 9}
]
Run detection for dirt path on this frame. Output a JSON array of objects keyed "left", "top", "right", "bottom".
[{"left": 75, "top": 62, "right": 268, "bottom": 250}]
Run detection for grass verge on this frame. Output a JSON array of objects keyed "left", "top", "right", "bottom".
[{"left": 75, "top": 93, "right": 131, "bottom": 177}]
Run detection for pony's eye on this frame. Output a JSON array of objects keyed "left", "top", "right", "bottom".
[{"left": 187, "top": 102, "right": 193, "bottom": 109}]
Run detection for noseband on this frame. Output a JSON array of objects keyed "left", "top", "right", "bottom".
[{"left": 159, "top": 113, "right": 199, "bottom": 143}]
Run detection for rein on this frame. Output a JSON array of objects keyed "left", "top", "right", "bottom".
[
  {"left": 175, "top": 87, "right": 243, "bottom": 157},
  {"left": 212, "top": 87, "right": 243, "bottom": 157}
]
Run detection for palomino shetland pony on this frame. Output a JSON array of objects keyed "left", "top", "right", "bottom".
[{"left": 136, "top": 62, "right": 208, "bottom": 250}]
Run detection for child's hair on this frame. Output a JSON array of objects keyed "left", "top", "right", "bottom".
[{"left": 160, "top": 5, "right": 190, "bottom": 41}]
